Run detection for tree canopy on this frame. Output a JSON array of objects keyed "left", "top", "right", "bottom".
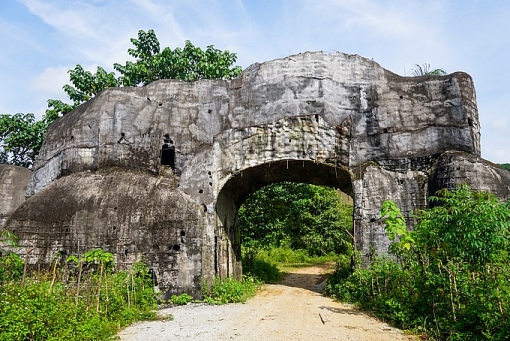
[
  {"left": 0, "top": 113, "right": 50, "bottom": 167},
  {"left": 1, "top": 29, "right": 243, "bottom": 168},
  {"left": 239, "top": 182, "right": 353, "bottom": 257}
]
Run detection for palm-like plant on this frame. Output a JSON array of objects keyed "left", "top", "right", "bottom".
[{"left": 410, "top": 63, "right": 447, "bottom": 76}]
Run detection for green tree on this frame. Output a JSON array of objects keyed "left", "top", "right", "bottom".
[
  {"left": 48, "top": 29, "right": 242, "bottom": 118},
  {"left": 327, "top": 184, "right": 510, "bottom": 340},
  {"left": 2, "top": 29, "right": 243, "bottom": 168},
  {"left": 239, "top": 182, "right": 353, "bottom": 257},
  {"left": 499, "top": 163, "right": 510, "bottom": 172},
  {"left": 114, "top": 31, "right": 242, "bottom": 86},
  {"left": 0, "top": 113, "right": 50, "bottom": 167}
]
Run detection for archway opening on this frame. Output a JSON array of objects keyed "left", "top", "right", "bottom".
[
  {"left": 239, "top": 181, "right": 353, "bottom": 285},
  {"left": 215, "top": 160, "right": 354, "bottom": 282}
]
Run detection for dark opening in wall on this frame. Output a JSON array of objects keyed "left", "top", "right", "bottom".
[
  {"left": 161, "top": 134, "right": 176, "bottom": 169},
  {"left": 161, "top": 144, "right": 175, "bottom": 169}
]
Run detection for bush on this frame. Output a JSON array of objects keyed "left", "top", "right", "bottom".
[
  {"left": 0, "top": 252, "right": 23, "bottom": 283},
  {"left": 326, "top": 186, "right": 510, "bottom": 340},
  {"left": 202, "top": 275, "right": 261, "bottom": 305},
  {"left": 169, "top": 293, "right": 194, "bottom": 305},
  {"left": 0, "top": 250, "right": 157, "bottom": 341}
]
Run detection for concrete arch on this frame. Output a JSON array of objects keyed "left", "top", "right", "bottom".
[
  {"left": 215, "top": 160, "right": 353, "bottom": 279},
  {"left": 4, "top": 51, "right": 505, "bottom": 298}
]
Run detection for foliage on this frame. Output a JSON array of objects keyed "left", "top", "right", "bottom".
[
  {"left": 0, "top": 113, "right": 50, "bottom": 167},
  {"left": 168, "top": 293, "right": 194, "bottom": 305},
  {"left": 114, "top": 30, "right": 243, "bottom": 86},
  {"left": 499, "top": 163, "right": 510, "bottom": 172},
  {"left": 49, "top": 29, "right": 242, "bottom": 118},
  {"left": 411, "top": 63, "right": 447, "bottom": 76},
  {"left": 1, "top": 29, "right": 242, "bottom": 167},
  {"left": 325, "top": 185, "right": 510, "bottom": 340},
  {"left": 201, "top": 275, "right": 261, "bottom": 305},
  {"left": 241, "top": 247, "right": 282, "bottom": 283},
  {"left": 0, "top": 252, "right": 23, "bottom": 283},
  {"left": 242, "top": 245, "right": 343, "bottom": 283},
  {"left": 0, "top": 247, "right": 157, "bottom": 341},
  {"left": 239, "top": 182, "right": 353, "bottom": 258},
  {"left": 0, "top": 229, "right": 18, "bottom": 250}
]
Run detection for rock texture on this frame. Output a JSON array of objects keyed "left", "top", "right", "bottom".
[
  {"left": 0, "top": 165, "right": 31, "bottom": 229},
  {"left": 2, "top": 51, "right": 507, "bottom": 297}
]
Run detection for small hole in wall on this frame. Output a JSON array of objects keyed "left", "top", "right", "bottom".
[
  {"left": 121, "top": 132, "right": 125, "bottom": 137},
  {"left": 173, "top": 244, "right": 181, "bottom": 251},
  {"left": 65, "top": 229, "right": 69, "bottom": 233},
  {"left": 399, "top": 95, "right": 404, "bottom": 99},
  {"left": 113, "top": 207, "right": 117, "bottom": 210},
  {"left": 289, "top": 138, "right": 292, "bottom": 143},
  {"left": 315, "top": 114, "right": 319, "bottom": 122},
  {"left": 181, "top": 230, "right": 186, "bottom": 237},
  {"left": 208, "top": 109, "right": 212, "bottom": 113},
  {"left": 124, "top": 249, "right": 128, "bottom": 256},
  {"left": 202, "top": 204, "right": 207, "bottom": 212},
  {"left": 113, "top": 226, "right": 116, "bottom": 230},
  {"left": 71, "top": 135, "right": 74, "bottom": 140},
  {"left": 12, "top": 230, "right": 15, "bottom": 234},
  {"left": 208, "top": 171, "right": 211, "bottom": 176},
  {"left": 383, "top": 128, "right": 388, "bottom": 133},
  {"left": 60, "top": 250, "right": 67, "bottom": 255},
  {"left": 370, "top": 218, "right": 376, "bottom": 222},
  {"left": 159, "top": 103, "right": 163, "bottom": 106},
  {"left": 199, "top": 189, "right": 203, "bottom": 193},
  {"left": 468, "top": 118, "right": 473, "bottom": 127},
  {"left": 209, "top": 182, "right": 212, "bottom": 186}
]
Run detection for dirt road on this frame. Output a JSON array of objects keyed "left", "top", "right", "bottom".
[{"left": 117, "top": 264, "right": 414, "bottom": 340}]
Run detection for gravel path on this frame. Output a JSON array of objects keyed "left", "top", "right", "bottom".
[{"left": 117, "top": 264, "right": 415, "bottom": 341}]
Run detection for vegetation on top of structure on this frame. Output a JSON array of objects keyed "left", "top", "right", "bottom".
[
  {"left": 410, "top": 63, "right": 447, "bottom": 76},
  {"left": 0, "top": 29, "right": 242, "bottom": 168}
]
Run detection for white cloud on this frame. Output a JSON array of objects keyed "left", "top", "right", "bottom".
[{"left": 30, "top": 66, "right": 70, "bottom": 97}]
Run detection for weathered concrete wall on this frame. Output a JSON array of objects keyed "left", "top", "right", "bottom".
[
  {"left": 3, "top": 51, "right": 495, "bottom": 297},
  {"left": 6, "top": 168, "right": 208, "bottom": 297},
  {"left": 429, "top": 151, "right": 510, "bottom": 198},
  {"left": 0, "top": 165, "right": 31, "bottom": 229}
]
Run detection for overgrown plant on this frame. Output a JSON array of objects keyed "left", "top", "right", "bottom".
[
  {"left": 325, "top": 184, "right": 510, "bottom": 340},
  {"left": 0, "top": 246, "right": 157, "bottom": 341},
  {"left": 201, "top": 275, "right": 261, "bottom": 305}
]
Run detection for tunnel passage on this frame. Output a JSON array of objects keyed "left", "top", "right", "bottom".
[{"left": 215, "top": 160, "right": 353, "bottom": 279}]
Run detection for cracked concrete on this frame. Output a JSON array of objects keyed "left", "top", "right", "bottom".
[{"left": 2, "top": 51, "right": 510, "bottom": 297}]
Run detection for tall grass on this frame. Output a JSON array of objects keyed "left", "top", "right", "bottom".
[{"left": 0, "top": 251, "right": 157, "bottom": 341}]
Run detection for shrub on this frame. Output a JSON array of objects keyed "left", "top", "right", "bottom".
[
  {"left": 169, "top": 293, "right": 194, "bottom": 305},
  {"left": 326, "top": 186, "right": 510, "bottom": 340},
  {"left": 202, "top": 275, "right": 261, "bottom": 305},
  {"left": 0, "top": 250, "right": 157, "bottom": 341}
]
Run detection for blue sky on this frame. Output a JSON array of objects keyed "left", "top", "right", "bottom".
[{"left": 1, "top": 0, "right": 510, "bottom": 162}]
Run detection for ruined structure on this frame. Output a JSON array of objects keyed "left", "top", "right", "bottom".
[
  {"left": 3, "top": 52, "right": 510, "bottom": 297},
  {"left": 0, "top": 165, "right": 31, "bottom": 231}
]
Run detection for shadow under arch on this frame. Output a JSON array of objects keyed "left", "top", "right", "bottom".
[{"left": 215, "top": 159, "right": 353, "bottom": 280}]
